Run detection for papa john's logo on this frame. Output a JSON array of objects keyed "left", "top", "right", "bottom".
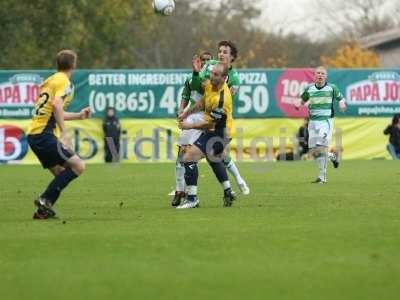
[{"left": 0, "top": 125, "right": 29, "bottom": 162}]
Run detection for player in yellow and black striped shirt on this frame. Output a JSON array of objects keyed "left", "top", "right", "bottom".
[
  {"left": 27, "top": 50, "right": 91, "bottom": 220},
  {"left": 176, "top": 63, "right": 236, "bottom": 209}
]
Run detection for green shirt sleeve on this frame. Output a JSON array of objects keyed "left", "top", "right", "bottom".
[
  {"left": 189, "top": 72, "right": 203, "bottom": 95},
  {"left": 332, "top": 84, "right": 344, "bottom": 101},
  {"left": 181, "top": 78, "right": 191, "bottom": 101},
  {"left": 228, "top": 70, "right": 240, "bottom": 91},
  {"left": 300, "top": 85, "right": 310, "bottom": 102}
]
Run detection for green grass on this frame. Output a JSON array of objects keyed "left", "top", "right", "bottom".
[{"left": 1, "top": 161, "right": 400, "bottom": 300}]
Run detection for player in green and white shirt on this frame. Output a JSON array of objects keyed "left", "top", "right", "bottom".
[
  {"left": 190, "top": 48, "right": 240, "bottom": 105},
  {"left": 171, "top": 51, "right": 213, "bottom": 206},
  {"left": 190, "top": 40, "right": 250, "bottom": 196},
  {"left": 296, "top": 66, "right": 347, "bottom": 183}
]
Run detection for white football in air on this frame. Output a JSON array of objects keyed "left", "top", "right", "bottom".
[{"left": 152, "top": 0, "right": 175, "bottom": 16}]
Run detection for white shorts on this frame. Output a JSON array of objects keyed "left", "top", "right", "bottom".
[
  {"left": 308, "top": 119, "right": 334, "bottom": 148},
  {"left": 177, "top": 112, "right": 205, "bottom": 146}
]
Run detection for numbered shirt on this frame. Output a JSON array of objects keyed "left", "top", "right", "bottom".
[
  {"left": 191, "top": 59, "right": 241, "bottom": 99},
  {"left": 27, "top": 72, "right": 74, "bottom": 135},
  {"left": 300, "top": 83, "right": 343, "bottom": 120}
]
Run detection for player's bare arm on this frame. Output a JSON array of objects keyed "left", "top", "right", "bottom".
[
  {"left": 53, "top": 96, "right": 66, "bottom": 132},
  {"left": 178, "top": 99, "right": 189, "bottom": 116},
  {"left": 178, "top": 119, "right": 212, "bottom": 130},
  {"left": 64, "top": 107, "right": 92, "bottom": 120},
  {"left": 52, "top": 96, "right": 70, "bottom": 146},
  {"left": 178, "top": 98, "right": 204, "bottom": 121}
]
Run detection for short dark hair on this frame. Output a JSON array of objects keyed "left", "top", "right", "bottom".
[
  {"left": 56, "top": 50, "right": 77, "bottom": 71},
  {"left": 200, "top": 51, "right": 213, "bottom": 59},
  {"left": 218, "top": 40, "right": 238, "bottom": 62}
]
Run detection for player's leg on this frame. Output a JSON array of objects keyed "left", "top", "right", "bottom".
[
  {"left": 49, "top": 165, "right": 65, "bottom": 176},
  {"left": 310, "top": 146, "right": 328, "bottom": 183},
  {"left": 176, "top": 144, "right": 204, "bottom": 209},
  {"left": 171, "top": 124, "right": 203, "bottom": 204},
  {"left": 205, "top": 135, "right": 236, "bottom": 206},
  {"left": 33, "top": 164, "right": 65, "bottom": 219},
  {"left": 33, "top": 136, "right": 84, "bottom": 219},
  {"left": 327, "top": 151, "right": 339, "bottom": 168},
  {"left": 208, "top": 159, "right": 236, "bottom": 207},
  {"left": 308, "top": 120, "right": 324, "bottom": 183},
  {"left": 39, "top": 155, "right": 84, "bottom": 206},
  {"left": 171, "top": 145, "right": 186, "bottom": 206},
  {"left": 325, "top": 120, "right": 339, "bottom": 168},
  {"left": 309, "top": 120, "right": 332, "bottom": 183},
  {"left": 223, "top": 155, "right": 249, "bottom": 195}
]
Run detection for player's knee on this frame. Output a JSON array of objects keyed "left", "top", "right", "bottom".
[
  {"left": 310, "top": 148, "right": 319, "bottom": 157},
  {"left": 182, "top": 149, "right": 195, "bottom": 162},
  {"left": 312, "top": 146, "right": 327, "bottom": 157},
  {"left": 182, "top": 152, "right": 190, "bottom": 162},
  {"left": 76, "top": 160, "right": 86, "bottom": 175},
  {"left": 70, "top": 159, "right": 85, "bottom": 175}
]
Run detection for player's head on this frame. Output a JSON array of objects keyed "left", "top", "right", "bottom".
[
  {"left": 218, "top": 40, "right": 238, "bottom": 65},
  {"left": 210, "top": 63, "right": 229, "bottom": 87},
  {"left": 200, "top": 51, "right": 213, "bottom": 67},
  {"left": 314, "top": 66, "right": 327, "bottom": 86},
  {"left": 56, "top": 50, "right": 77, "bottom": 72}
]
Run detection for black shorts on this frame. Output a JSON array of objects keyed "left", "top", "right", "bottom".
[
  {"left": 194, "top": 131, "right": 231, "bottom": 158},
  {"left": 28, "top": 133, "right": 74, "bottom": 169}
]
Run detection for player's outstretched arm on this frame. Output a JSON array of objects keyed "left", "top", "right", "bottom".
[
  {"left": 190, "top": 55, "right": 205, "bottom": 93},
  {"left": 178, "top": 120, "right": 212, "bottom": 130},
  {"left": 64, "top": 107, "right": 92, "bottom": 120}
]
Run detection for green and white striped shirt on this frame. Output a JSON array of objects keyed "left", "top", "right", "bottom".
[{"left": 301, "top": 83, "right": 344, "bottom": 120}]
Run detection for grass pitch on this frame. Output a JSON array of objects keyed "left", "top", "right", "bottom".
[{"left": 0, "top": 160, "right": 399, "bottom": 300}]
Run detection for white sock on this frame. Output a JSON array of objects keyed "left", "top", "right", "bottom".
[
  {"left": 222, "top": 180, "right": 231, "bottom": 190},
  {"left": 187, "top": 185, "right": 197, "bottom": 196},
  {"left": 226, "top": 160, "right": 245, "bottom": 185},
  {"left": 316, "top": 153, "right": 327, "bottom": 181},
  {"left": 175, "top": 163, "right": 185, "bottom": 192},
  {"left": 327, "top": 152, "right": 336, "bottom": 161}
]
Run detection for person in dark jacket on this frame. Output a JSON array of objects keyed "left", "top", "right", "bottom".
[
  {"left": 297, "top": 118, "right": 309, "bottom": 157},
  {"left": 384, "top": 114, "right": 400, "bottom": 160},
  {"left": 103, "top": 107, "right": 121, "bottom": 162}
]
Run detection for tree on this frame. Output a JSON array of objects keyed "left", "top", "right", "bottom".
[
  {"left": 320, "top": 42, "right": 381, "bottom": 68},
  {"left": 1, "top": 0, "right": 374, "bottom": 69},
  {"left": 313, "top": 0, "right": 400, "bottom": 39}
]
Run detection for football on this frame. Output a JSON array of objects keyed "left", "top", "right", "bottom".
[{"left": 152, "top": 0, "right": 175, "bottom": 16}]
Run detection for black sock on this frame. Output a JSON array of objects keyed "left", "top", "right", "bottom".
[
  {"left": 41, "top": 168, "right": 78, "bottom": 205},
  {"left": 207, "top": 160, "right": 228, "bottom": 183},
  {"left": 184, "top": 162, "right": 198, "bottom": 186}
]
